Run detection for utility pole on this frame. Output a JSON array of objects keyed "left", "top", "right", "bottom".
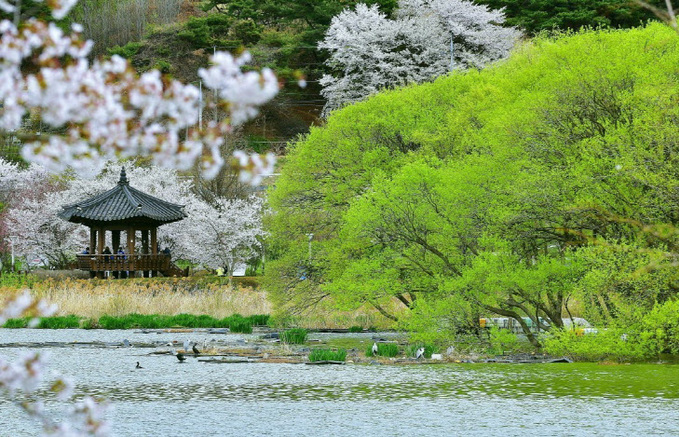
[
  {"left": 213, "top": 46, "right": 218, "bottom": 123},
  {"left": 8, "top": 236, "right": 16, "bottom": 271},
  {"left": 306, "top": 233, "right": 313, "bottom": 261},
  {"left": 199, "top": 80, "right": 203, "bottom": 130}
]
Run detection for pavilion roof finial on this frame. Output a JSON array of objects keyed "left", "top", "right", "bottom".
[{"left": 118, "top": 167, "right": 129, "bottom": 185}]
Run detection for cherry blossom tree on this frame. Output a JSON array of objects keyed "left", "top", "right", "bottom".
[
  {"left": 172, "top": 195, "right": 265, "bottom": 277},
  {"left": 319, "top": 0, "right": 520, "bottom": 114}
]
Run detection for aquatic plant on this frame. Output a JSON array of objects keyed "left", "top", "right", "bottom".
[
  {"left": 224, "top": 314, "right": 254, "bottom": 333},
  {"left": 281, "top": 328, "right": 308, "bottom": 344},
  {"left": 3, "top": 317, "right": 29, "bottom": 328},
  {"left": 406, "top": 344, "right": 436, "bottom": 359},
  {"left": 367, "top": 343, "right": 399, "bottom": 357},
  {"left": 309, "top": 348, "right": 347, "bottom": 362}
]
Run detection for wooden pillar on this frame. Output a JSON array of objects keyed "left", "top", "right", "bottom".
[
  {"left": 127, "top": 228, "right": 136, "bottom": 278},
  {"left": 89, "top": 228, "right": 96, "bottom": 253},
  {"left": 141, "top": 230, "right": 150, "bottom": 277},
  {"left": 97, "top": 228, "right": 105, "bottom": 254},
  {"left": 111, "top": 230, "right": 121, "bottom": 279},
  {"left": 150, "top": 228, "right": 158, "bottom": 277},
  {"left": 141, "top": 230, "right": 149, "bottom": 254},
  {"left": 97, "top": 228, "right": 105, "bottom": 279},
  {"left": 151, "top": 228, "right": 157, "bottom": 255},
  {"left": 112, "top": 231, "right": 121, "bottom": 253}
]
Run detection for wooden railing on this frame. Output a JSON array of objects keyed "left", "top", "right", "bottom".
[{"left": 76, "top": 254, "right": 170, "bottom": 272}]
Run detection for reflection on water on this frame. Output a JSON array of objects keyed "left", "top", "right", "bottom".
[{"left": 1, "top": 329, "right": 678, "bottom": 436}]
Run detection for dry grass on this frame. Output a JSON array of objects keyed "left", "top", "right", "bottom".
[{"left": 0, "top": 278, "right": 271, "bottom": 319}]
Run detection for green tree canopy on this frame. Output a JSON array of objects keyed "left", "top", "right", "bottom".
[{"left": 267, "top": 23, "right": 679, "bottom": 340}]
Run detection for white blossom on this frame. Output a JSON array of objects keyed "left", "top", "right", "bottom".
[
  {"left": 0, "top": 13, "right": 278, "bottom": 181},
  {"left": 319, "top": 1, "right": 521, "bottom": 114}
]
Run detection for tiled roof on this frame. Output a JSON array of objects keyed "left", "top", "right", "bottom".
[{"left": 59, "top": 168, "right": 187, "bottom": 225}]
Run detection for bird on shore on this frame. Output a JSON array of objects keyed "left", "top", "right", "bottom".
[
  {"left": 415, "top": 347, "right": 425, "bottom": 360},
  {"left": 171, "top": 348, "right": 187, "bottom": 362},
  {"left": 183, "top": 339, "right": 190, "bottom": 353},
  {"left": 135, "top": 362, "right": 143, "bottom": 369},
  {"left": 192, "top": 343, "right": 200, "bottom": 355},
  {"left": 372, "top": 342, "right": 379, "bottom": 356},
  {"left": 123, "top": 339, "right": 131, "bottom": 347}
]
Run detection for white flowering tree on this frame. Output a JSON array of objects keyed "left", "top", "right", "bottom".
[
  {"left": 173, "top": 196, "right": 265, "bottom": 277},
  {"left": 319, "top": 0, "right": 520, "bottom": 114}
]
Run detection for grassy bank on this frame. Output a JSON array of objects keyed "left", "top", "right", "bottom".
[
  {"left": 2, "top": 313, "right": 269, "bottom": 332},
  {"left": 0, "top": 277, "right": 396, "bottom": 330}
]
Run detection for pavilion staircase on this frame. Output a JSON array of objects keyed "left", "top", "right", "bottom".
[{"left": 160, "top": 261, "right": 189, "bottom": 278}]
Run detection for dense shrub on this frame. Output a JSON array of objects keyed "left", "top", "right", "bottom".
[
  {"left": 280, "top": 328, "right": 308, "bottom": 344},
  {"left": 309, "top": 348, "right": 347, "bottom": 362},
  {"left": 366, "top": 343, "right": 399, "bottom": 357}
]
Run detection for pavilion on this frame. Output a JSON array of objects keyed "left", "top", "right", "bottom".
[{"left": 59, "top": 168, "right": 188, "bottom": 278}]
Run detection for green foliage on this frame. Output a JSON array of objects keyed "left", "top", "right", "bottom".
[
  {"left": 3, "top": 318, "right": 30, "bottom": 328},
  {"left": 366, "top": 343, "right": 399, "bottom": 357},
  {"left": 249, "top": 314, "right": 270, "bottom": 326},
  {"left": 36, "top": 316, "right": 81, "bottom": 329},
  {"left": 268, "top": 23, "right": 679, "bottom": 355},
  {"left": 107, "top": 42, "right": 143, "bottom": 59},
  {"left": 177, "top": 14, "right": 262, "bottom": 49},
  {"left": 476, "top": 0, "right": 661, "bottom": 35},
  {"left": 225, "top": 314, "right": 254, "bottom": 333},
  {"left": 52, "top": 313, "right": 270, "bottom": 330},
  {"left": 0, "top": 273, "right": 35, "bottom": 288},
  {"left": 544, "top": 299, "right": 679, "bottom": 361},
  {"left": 348, "top": 325, "right": 364, "bottom": 333},
  {"left": 153, "top": 60, "right": 172, "bottom": 74},
  {"left": 543, "top": 328, "right": 650, "bottom": 362},
  {"left": 308, "top": 348, "right": 347, "bottom": 362},
  {"left": 280, "top": 328, "right": 308, "bottom": 344},
  {"left": 487, "top": 326, "right": 519, "bottom": 355}
]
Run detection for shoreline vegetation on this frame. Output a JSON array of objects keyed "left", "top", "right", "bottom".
[
  {"left": 2, "top": 275, "right": 678, "bottom": 364},
  {"left": 0, "top": 274, "right": 395, "bottom": 330}
]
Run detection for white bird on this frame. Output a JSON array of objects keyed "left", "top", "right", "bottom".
[
  {"left": 123, "top": 339, "right": 131, "bottom": 347},
  {"left": 415, "top": 347, "right": 425, "bottom": 360},
  {"left": 183, "top": 339, "right": 190, "bottom": 352},
  {"left": 372, "top": 342, "right": 378, "bottom": 356}
]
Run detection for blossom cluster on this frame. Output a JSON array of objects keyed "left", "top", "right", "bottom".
[{"left": 0, "top": 1, "right": 278, "bottom": 180}]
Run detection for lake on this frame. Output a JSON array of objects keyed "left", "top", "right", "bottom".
[{"left": 1, "top": 329, "right": 678, "bottom": 436}]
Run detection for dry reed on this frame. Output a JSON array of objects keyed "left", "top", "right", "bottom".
[{"left": 0, "top": 278, "right": 271, "bottom": 319}]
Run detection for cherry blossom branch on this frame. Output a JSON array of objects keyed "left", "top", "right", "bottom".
[
  {"left": 1, "top": 291, "right": 110, "bottom": 436},
  {"left": 0, "top": 0, "right": 278, "bottom": 180}
]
